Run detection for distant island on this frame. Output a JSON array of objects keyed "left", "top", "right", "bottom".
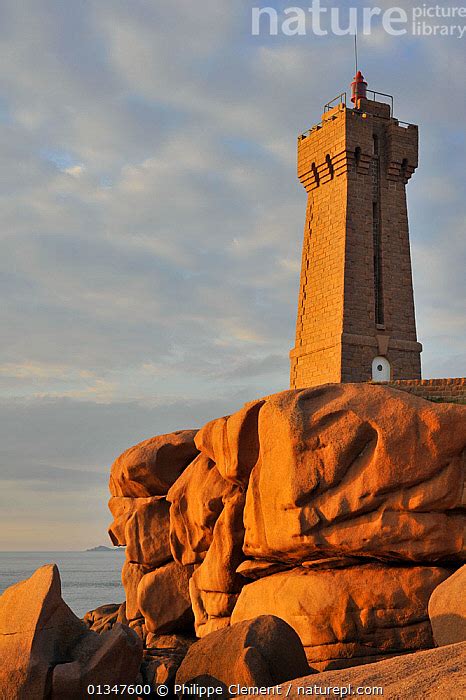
[{"left": 85, "top": 545, "right": 124, "bottom": 552}]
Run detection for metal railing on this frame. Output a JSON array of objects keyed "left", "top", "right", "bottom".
[
  {"left": 366, "top": 89, "right": 394, "bottom": 114},
  {"left": 324, "top": 92, "right": 347, "bottom": 113},
  {"left": 299, "top": 89, "right": 415, "bottom": 140},
  {"left": 299, "top": 123, "right": 322, "bottom": 140}
]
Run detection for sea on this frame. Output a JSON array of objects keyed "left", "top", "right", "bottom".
[{"left": 0, "top": 551, "right": 126, "bottom": 618}]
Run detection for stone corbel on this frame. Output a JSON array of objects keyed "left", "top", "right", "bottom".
[{"left": 377, "top": 334, "right": 390, "bottom": 356}]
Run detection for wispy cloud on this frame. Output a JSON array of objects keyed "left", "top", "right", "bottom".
[{"left": 0, "top": 1, "right": 464, "bottom": 548}]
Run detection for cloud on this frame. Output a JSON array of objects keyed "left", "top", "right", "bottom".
[
  {"left": 63, "top": 164, "right": 85, "bottom": 177},
  {"left": 0, "top": 1, "right": 464, "bottom": 548},
  {"left": 0, "top": 392, "right": 257, "bottom": 550},
  {"left": 214, "top": 354, "right": 289, "bottom": 380}
]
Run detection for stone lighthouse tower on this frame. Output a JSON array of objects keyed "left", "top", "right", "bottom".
[{"left": 290, "top": 72, "right": 422, "bottom": 389}]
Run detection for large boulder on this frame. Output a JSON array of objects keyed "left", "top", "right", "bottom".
[
  {"left": 107, "top": 496, "right": 139, "bottom": 546},
  {"left": 142, "top": 635, "right": 195, "bottom": 691},
  {"left": 282, "top": 641, "right": 466, "bottom": 700},
  {"left": 189, "top": 581, "right": 237, "bottom": 639},
  {"left": 108, "top": 496, "right": 171, "bottom": 567},
  {"left": 175, "top": 616, "right": 310, "bottom": 688},
  {"left": 137, "top": 562, "right": 194, "bottom": 635},
  {"left": 231, "top": 563, "right": 452, "bottom": 670},
  {"left": 188, "top": 489, "right": 246, "bottom": 637},
  {"left": 429, "top": 565, "right": 466, "bottom": 646},
  {"left": 52, "top": 623, "right": 142, "bottom": 699},
  {"left": 0, "top": 564, "right": 143, "bottom": 700},
  {"left": 110, "top": 430, "right": 199, "bottom": 498},
  {"left": 121, "top": 561, "right": 148, "bottom": 621},
  {"left": 0, "top": 564, "right": 87, "bottom": 698},
  {"left": 167, "top": 453, "right": 231, "bottom": 566},
  {"left": 168, "top": 452, "right": 247, "bottom": 636},
  {"left": 83, "top": 603, "right": 121, "bottom": 634},
  {"left": 194, "top": 400, "right": 264, "bottom": 486},
  {"left": 242, "top": 384, "right": 466, "bottom": 563}
]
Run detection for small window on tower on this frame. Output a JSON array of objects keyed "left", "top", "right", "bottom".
[
  {"left": 373, "top": 134, "right": 379, "bottom": 155},
  {"left": 355, "top": 146, "right": 362, "bottom": 167},
  {"left": 401, "top": 158, "right": 408, "bottom": 180},
  {"left": 311, "top": 162, "right": 320, "bottom": 186},
  {"left": 326, "top": 154, "right": 334, "bottom": 179}
]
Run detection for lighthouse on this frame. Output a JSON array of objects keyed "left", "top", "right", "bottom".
[{"left": 290, "top": 73, "right": 422, "bottom": 388}]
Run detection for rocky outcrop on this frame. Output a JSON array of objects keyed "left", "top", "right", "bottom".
[
  {"left": 167, "top": 403, "right": 264, "bottom": 637},
  {"left": 175, "top": 616, "right": 310, "bottom": 688},
  {"left": 3, "top": 384, "right": 464, "bottom": 696},
  {"left": 110, "top": 383, "right": 466, "bottom": 672},
  {"left": 0, "top": 564, "right": 142, "bottom": 700},
  {"left": 109, "top": 429, "right": 199, "bottom": 644},
  {"left": 428, "top": 565, "right": 466, "bottom": 647}
]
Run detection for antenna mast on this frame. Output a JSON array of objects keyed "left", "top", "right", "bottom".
[{"left": 354, "top": 31, "right": 358, "bottom": 74}]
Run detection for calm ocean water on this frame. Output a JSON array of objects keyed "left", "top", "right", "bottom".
[{"left": 0, "top": 551, "right": 126, "bottom": 618}]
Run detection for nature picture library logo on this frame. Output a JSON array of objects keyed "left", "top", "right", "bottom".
[{"left": 251, "top": 2, "right": 466, "bottom": 38}]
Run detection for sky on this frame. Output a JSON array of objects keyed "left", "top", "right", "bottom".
[{"left": 0, "top": 1, "right": 464, "bottom": 550}]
